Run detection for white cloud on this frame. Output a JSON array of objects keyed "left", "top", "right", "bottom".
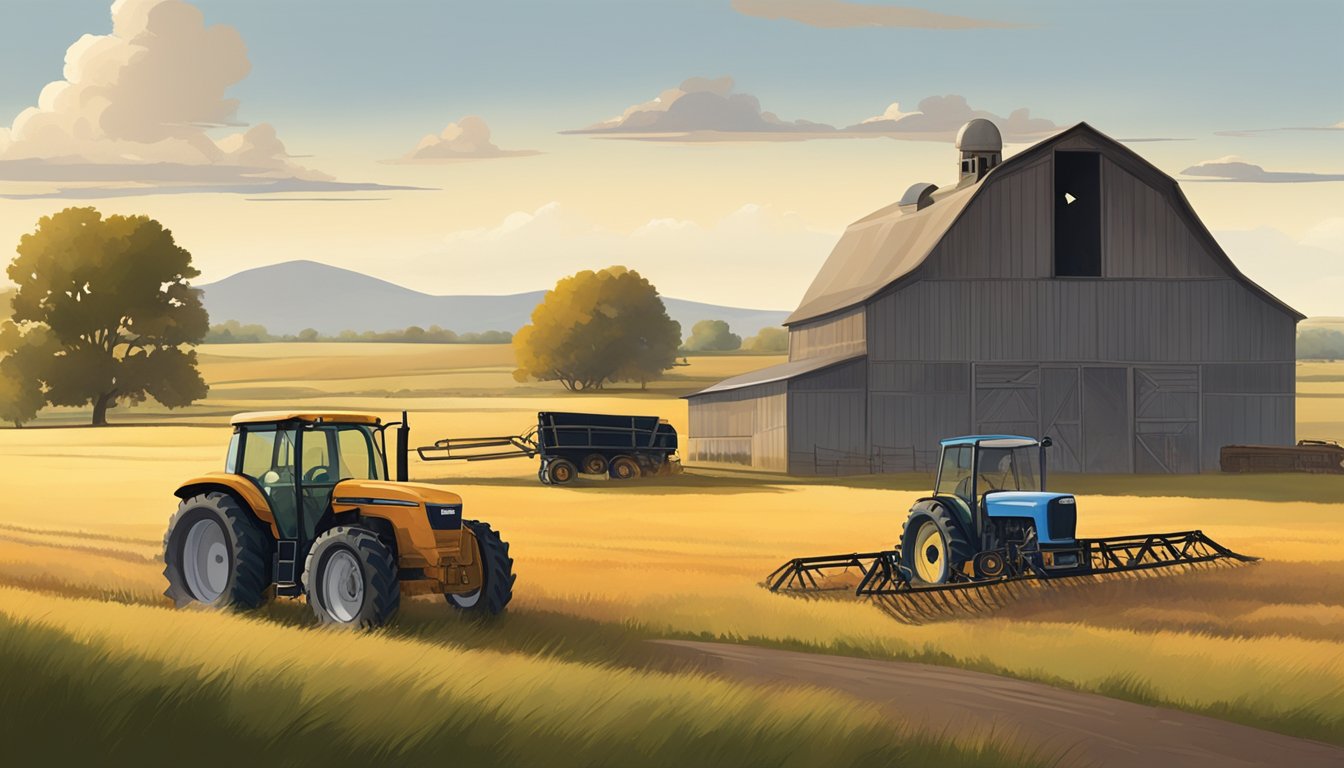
[
  {"left": 393, "top": 116, "right": 540, "bottom": 163},
  {"left": 1216, "top": 223, "right": 1344, "bottom": 317},
  {"left": 1182, "top": 156, "right": 1344, "bottom": 183},
  {"left": 731, "top": 0, "right": 1026, "bottom": 30},
  {"left": 0, "top": 0, "right": 414, "bottom": 198},
  {"left": 406, "top": 202, "right": 838, "bottom": 307},
  {"left": 845, "top": 94, "right": 1060, "bottom": 142}
]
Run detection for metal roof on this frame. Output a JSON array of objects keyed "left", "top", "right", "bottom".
[
  {"left": 940, "top": 435, "right": 1039, "bottom": 448},
  {"left": 230, "top": 411, "right": 383, "bottom": 426},
  {"left": 786, "top": 122, "right": 1304, "bottom": 326},
  {"left": 686, "top": 352, "right": 864, "bottom": 397}
]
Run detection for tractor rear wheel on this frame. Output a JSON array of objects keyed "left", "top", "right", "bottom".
[
  {"left": 609, "top": 455, "right": 640, "bottom": 480},
  {"left": 547, "top": 458, "right": 578, "bottom": 485},
  {"left": 163, "top": 492, "right": 272, "bottom": 609},
  {"left": 581, "top": 453, "right": 609, "bottom": 475},
  {"left": 446, "top": 520, "right": 515, "bottom": 615},
  {"left": 303, "top": 526, "right": 400, "bottom": 628},
  {"left": 900, "top": 503, "right": 975, "bottom": 585}
]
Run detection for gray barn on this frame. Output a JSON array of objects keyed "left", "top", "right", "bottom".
[{"left": 686, "top": 121, "right": 1301, "bottom": 475}]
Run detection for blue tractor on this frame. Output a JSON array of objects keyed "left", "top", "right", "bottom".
[{"left": 768, "top": 435, "right": 1254, "bottom": 613}]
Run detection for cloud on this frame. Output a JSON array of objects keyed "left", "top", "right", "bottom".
[
  {"left": 405, "top": 202, "right": 838, "bottom": 306},
  {"left": 844, "top": 94, "right": 1060, "bottom": 142},
  {"left": 0, "top": 0, "right": 415, "bottom": 198},
  {"left": 391, "top": 116, "right": 540, "bottom": 163},
  {"left": 731, "top": 0, "right": 1026, "bottom": 30},
  {"left": 1181, "top": 156, "right": 1344, "bottom": 183},
  {"left": 566, "top": 80, "right": 1063, "bottom": 145},
  {"left": 1215, "top": 120, "right": 1344, "bottom": 137},
  {"left": 562, "top": 76, "right": 838, "bottom": 140},
  {"left": 1216, "top": 222, "right": 1344, "bottom": 317}
]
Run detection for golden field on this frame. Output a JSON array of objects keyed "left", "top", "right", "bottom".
[{"left": 1, "top": 343, "right": 1342, "bottom": 762}]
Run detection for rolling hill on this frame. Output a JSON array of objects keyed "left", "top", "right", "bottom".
[{"left": 197, "top": 260, "right": 790, "bottom": 337}]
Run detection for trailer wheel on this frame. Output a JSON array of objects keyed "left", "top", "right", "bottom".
[
  {"left": 547, "top": 458, "right": 578, "bottom": 485},
  {"left": 609, "top": 455, "right": 640, "bottom": 480},
  {"left": 581, "top": 453, "right": 609, "bottom": 475},
  {"left": 899, "top": 503, "right": 974, "bottom": 585}
]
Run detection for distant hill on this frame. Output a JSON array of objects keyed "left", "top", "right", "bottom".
[
  {"left": 1301, "top": 317, "right": 1344, "bottom": 334},
  {"left": 196, "top": 260, "right": 790, "bottom": 337}
]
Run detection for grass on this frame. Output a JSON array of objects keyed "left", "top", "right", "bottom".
[{"left": 0, "top": 347, "right": 1341, "bottom": 758}]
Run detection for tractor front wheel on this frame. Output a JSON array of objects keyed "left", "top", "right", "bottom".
[
  {"left": 899, "top": 504, "right": 975, "bottom": 585},
  {"left": 446, "top": 520, "right": 515, "bottom": 615},
  {"left": 163, "top": 492, "right": 272, "bottom": 609},
  {"left": 304, "top": 526, "right": 400, "bottom": 628}
]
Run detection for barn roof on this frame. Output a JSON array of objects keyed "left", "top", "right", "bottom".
[
  {"left": 786, "top": 122, "right": 1304, "bottom": 325},
  {"left": 686, "top": 351, "right": 864, "bottom": 397}
]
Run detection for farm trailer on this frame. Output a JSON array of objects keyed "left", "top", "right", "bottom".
[{"left": 417, "top": 411, "right": 682, "bottom": 485}]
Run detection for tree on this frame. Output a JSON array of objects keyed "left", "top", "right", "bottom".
[
  {"left": 8, "top": 207, "right": 209, "bottom": 426},
  {"left": 682, "top": 319, "right": 741, "bottom": 352},
  {"left": 0, "top": 321, "right": 54, "bottom": 427},
  {"left": 297, "top": 327, "right": 320, "bottom": 342},
  {"left": 1298, "top": 328, "right": 1344, "bottom": 360},
  {"left": 742, "top": 326, "right": 788, "bottom": 353},
  {"left": 512, "top": 266, "right": 681, "bottom": 391}
]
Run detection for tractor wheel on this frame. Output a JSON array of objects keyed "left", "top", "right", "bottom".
[
  {"left": 547, "top": 458, "right": 578, "bottom": 485},
  {"left": 581, "top": 453, "right": 609, "bottom": 475},
  {"left": 303, "top": 526, "right": 400, "bottom": 629},
  {"left": 446, "top": 520, "right": 516, "bottom": 615},
  {"left": 899, "top": 503, "right": 975, "bottom": 585},
  {"left": 609, "top": 455, "right": 641, "bottom": 480},
  {"left": 163, "top": 492, "right": 272, "bottom": 609}
]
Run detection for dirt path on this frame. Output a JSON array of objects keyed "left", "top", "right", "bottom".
[{"left": 656, "top": 640, "right": 1344, "bottom": 768}]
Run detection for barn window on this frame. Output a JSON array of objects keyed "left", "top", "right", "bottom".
[{"left": 1054, "top": 151, "right": 1102, "bottom": 277}]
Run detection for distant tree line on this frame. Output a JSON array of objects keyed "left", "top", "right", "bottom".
[
  {"left": 1298, "top": 328, "right": 1344, "bottom": 360},
  {"left": 680, "top": 319, "right": 788, "bottom": 354},
  {"left": 205, "top": 320, "right": 512, "bottom": 344}
]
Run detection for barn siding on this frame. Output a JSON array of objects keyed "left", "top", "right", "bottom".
[
  {"left": 787, "top": 359, "right": 868, "bottom": 475},
  {"left": 686, "top": 382, "right": 787, "bottom": 471},
  {"left": 789, "top": 308, "right": 866, "bottom": 361}
]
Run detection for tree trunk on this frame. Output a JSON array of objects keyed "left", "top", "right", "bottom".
[{"left": 91, "top": 390, "right": 116, "bottom": 426}]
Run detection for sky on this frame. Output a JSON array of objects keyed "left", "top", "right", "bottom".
[{"left": 0, "top": 0, "right": 1340, "bottom": 315}]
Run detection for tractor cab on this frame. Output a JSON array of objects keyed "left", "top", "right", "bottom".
[{"left": 929, "top": 435, "right": 1081, "bottom": 572}]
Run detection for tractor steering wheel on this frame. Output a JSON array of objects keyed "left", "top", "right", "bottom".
[{"left": 302, "top": 465, "right": 331, "bottom": 485}]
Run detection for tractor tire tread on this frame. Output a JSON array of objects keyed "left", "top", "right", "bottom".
[{"left": 162, "top": 491, "right": 273, "bottom": 610}]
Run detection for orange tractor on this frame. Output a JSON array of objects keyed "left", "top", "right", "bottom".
[{"left": 163, "top": 411, "right": 514, "bottom": 628}]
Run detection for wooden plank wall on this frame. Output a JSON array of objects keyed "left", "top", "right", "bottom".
[
  {"left": 788, "top": 308, "right": 866, "bottom": 361},
  {"left": 686, "top": 382, "right": 788, "bottom": 471}
]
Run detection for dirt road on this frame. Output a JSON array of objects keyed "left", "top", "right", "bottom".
[{"left": 658, "top": 640, "right": 1344, "bottom": 768}]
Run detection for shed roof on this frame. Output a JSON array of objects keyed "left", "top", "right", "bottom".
[
  {"left": 786, "top": 122, "right": 1304, "bottom": 325},
  {"left": 686, "top": 352, "right": 864, "bottom": 397}
]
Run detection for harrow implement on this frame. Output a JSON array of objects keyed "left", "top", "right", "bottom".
[{"left": 766, "top": 530, "right": 1258, "bottom": 623}]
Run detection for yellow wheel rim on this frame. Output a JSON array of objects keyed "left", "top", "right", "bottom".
[{"left": 913, "top": 520, "right": 947, "bottom": 583}]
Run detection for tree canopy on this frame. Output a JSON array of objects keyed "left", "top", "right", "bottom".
[
  {"left": 512, "top": 267, "right": 681, "bottom": 390},
  {"left": 682, "top": 319, "right": 742, "bottom": 352},
  {"left": 7, "top": 207, "right": 209, "bottom": 425},
  {"left": 0, "top": 321, "right": 54, "bottom": 427},
  {"left": 742, "top": 326, "right": 788, "bottom": 353}
]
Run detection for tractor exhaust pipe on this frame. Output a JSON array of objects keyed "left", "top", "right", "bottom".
[
  {"left": 1039, "top": 436, "right": 1051, "bottom": 491},
  {"left": 396, "top": 410, "right": 410, "bottom": 482}
]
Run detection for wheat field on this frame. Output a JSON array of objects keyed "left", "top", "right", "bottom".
[{"left": 1, "top": 344, "right": 1341, "bottom": 760}]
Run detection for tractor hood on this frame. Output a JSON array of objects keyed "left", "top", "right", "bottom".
[
  {"left": 983, "top": 492, "right": 1077, "bottom": 545},
  {"left": 331, "top": 480, "right": 463, "bottom": 508}
]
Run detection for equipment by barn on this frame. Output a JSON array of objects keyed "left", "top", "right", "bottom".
[
  {"left": 417, "top": 411, "right": 681, "bottom": 485},
  {"left": 165, "top": 411, "right": 515, "bottom": 629},
  {"left": 1220, "top": 440, "right": 1344, "bottom": 474},
  {"left": 766, "top": 435, "right": 1256, "bottom": 622}
]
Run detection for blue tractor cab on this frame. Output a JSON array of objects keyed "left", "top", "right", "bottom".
[{"left": 903, "top": 435, "right": 1081, "bottom": 583}]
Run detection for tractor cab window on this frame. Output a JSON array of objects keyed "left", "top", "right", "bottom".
[
  {"left": 336, "top": 426, "right": 382, "bottom": 481},
  {"left": 936, "top": 445, "right": 975, "bottom": 505},
  {"left": 238, "top": 427, "right": 300, "bottom": 539},
  {"left": 976, "top": 446, "right": 1041, "bottom": 493}
]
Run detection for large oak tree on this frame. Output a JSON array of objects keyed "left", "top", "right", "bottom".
[
  {"left": 8, "top": 207, "right": 209, "bottom": 425},
  {"left": 513, "top": 267, "right": 681, "bottom": 391}
]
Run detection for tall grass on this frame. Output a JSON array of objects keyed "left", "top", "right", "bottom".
[{"left": 0, "top": 591, "right": 1048, "bottom": 768}]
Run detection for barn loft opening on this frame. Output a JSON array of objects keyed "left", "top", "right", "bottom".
[{"left": 1054, "top": 151, "right": 1102, "bottom": 277}]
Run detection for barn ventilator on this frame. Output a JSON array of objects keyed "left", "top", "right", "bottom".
[{"left": 764, "top": 435, "right": 1259, "bottom": 624}]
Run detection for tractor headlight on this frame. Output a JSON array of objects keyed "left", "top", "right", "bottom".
[{"left": 426, "top": 503, "right": 462, "bottom": 531}]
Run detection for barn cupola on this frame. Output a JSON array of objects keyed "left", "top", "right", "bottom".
[{"left": 955, "top": 118, "right": 1002, "bottom": 184}]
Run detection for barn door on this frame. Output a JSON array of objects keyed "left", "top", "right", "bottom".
[
  {"left": 1134, "top": 366, "right": 1200, "bottom": 474},
  {"left": 1082, "top": 367, "right": 1129, "bottom": 472},
  {"left": 975, "top": 365, "right": 1039, "bottom": 438},
  {"left": 1040, "top": 367, "right": 1082, "bottom": 473}
]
